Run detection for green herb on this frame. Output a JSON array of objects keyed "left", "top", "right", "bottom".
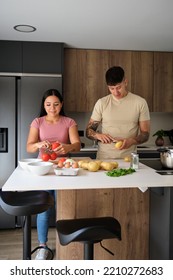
[
  {"left": 106, "top": 168, "right": 136, "bottom": 177},
  {"left": 153, "top": 129, "right": 167, "bottom": 137}
]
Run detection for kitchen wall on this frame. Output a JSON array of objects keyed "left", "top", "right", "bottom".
[
  {"left": 147, "top": 112, "right": 173, "bottom": 145},
  {"left": 66, "top": 111, "right": 173, "bottom": 147}
]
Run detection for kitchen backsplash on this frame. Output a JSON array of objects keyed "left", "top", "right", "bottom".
[{"left": 66, "top": 111, "right": 173, "bottom": 147}]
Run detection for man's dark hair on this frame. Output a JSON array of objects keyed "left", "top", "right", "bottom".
[{"left": 105, "top": 66, "right": 125, "bottom": 85}]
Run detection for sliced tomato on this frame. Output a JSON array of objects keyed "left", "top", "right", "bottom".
[
  {"left": 42, "top": 153, "right": 51, "bottom": 161},
  {"left": 50, "top": 152, "right": 57, "bottom": 160},
  {"left": 51, "top": 142, "right": 60, "bottom": 150}
]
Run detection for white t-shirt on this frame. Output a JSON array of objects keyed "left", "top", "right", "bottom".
[{"left": 91, "top": 92, "right": 150, "bottom": 159}]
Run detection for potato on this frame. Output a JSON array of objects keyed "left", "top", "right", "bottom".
[
  {"left": 81, "top": 162, "right": 89, "bottom": 170},
  {"left": 101, "top": 162, "right": 114, "bottom": 171},
  {"left": 124, "top": 156, "right": 131, "bottom": 162},
  {"left": 94, "top": 160, "right": 102, "bottom": 169},
  {"left": 78, "top": 160, "right": 88, "bottom": 168},
  {"left": 111, "top": 161, "right": 119, "bottom": 169},
  {"left": 115, "top": 141, "right": 123, "bottom": 149},
  {"left": 87, "top": 161, "right": 100, "bottom": 172}
]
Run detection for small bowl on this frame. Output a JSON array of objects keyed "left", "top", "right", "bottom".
[
  {"left": 18, "top": 158, "right": 42, "bottom": 170},
  {"left": 27, "top": 161, "right": 53, "bottom": 176}
]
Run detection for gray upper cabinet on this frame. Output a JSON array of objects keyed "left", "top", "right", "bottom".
[
  {"left": 22, "top": 42, "right": 64, "bottom": 74},
  {"left": 0, "top": 40, "right": 64, "bottom": 75},
  {"left": 0, "top": 41, "right": 22, "bottom": 73}
]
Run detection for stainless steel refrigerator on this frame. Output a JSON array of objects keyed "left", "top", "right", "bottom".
[{"left": 0, "top": 75, "right": 62, "bottom": 228}]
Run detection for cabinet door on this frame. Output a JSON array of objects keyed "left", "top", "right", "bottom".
[
  {"left": 64, "top": 49, "right": 109, "bottom": 112},
  {"left": 109, "top": 50, "right": 132, "bottom": 88},
  {"left": 0, "top": 40, "right": 22, "bottom": 73},
  {"left": 22, "top": 42, "right": 64, "bottom": 74},
  {"left": 131, "top": 51, "right": 153, "bottom": 111},
  {"left": 64, "top": 49, "right": 156, "bottom": 112},
  {"left": 153, "top": 52, "right": 173, "bottom": 112}
]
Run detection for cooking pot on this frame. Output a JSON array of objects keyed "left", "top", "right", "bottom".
[{"left": 157, "top": 148, "right": 173, "bottom": 169}]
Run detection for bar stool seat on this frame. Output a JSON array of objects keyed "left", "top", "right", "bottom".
[
  {"left": 56, "top": 216, "right": 121, "bottom": 259},
  {"left": 0, "top": 190, "right": 54, "bottom": 260}
]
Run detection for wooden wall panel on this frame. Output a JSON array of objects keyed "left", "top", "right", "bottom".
[{"left": 56, "top": 187, "right": 149, "bottom": 260}]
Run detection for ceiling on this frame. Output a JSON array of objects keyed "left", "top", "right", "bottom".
[{"left": 1, "top": 0, "right": 173, "bottom": 52}]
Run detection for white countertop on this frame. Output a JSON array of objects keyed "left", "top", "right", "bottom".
[{"left": 2, "top": 159, "right": 173, "bottom": 192}]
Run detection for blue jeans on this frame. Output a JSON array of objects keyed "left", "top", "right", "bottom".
[{"left": 36, "top": 190, "right": 55, "bottom": 244}]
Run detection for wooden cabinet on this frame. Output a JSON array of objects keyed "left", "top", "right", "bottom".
[
  {"left": 131, "top": 51, "right": 154, "bottom": 111},
  {"left": 63, "top": 49, "right": 109, "bottom": 112},
  {"left": 109, "top": 50, "right": 154, "bottom": 111},
  {"left": 153, "top": 52, "right": 173, "bottom": 112},
  {"left": 0, "top": 40, "right": 22, "bottom": 73},
  {"left": 109, "top": 50, "right": 132, "bottom": 87},
  {"left": 64, "top": 49, "right": 154, "bottom": 112},
  {"left": 64, "top": 48, "right": 173, "bottom": 112}
]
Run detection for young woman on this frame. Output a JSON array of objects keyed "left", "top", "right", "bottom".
[{"left": 26, "top": 89, "right": 81, "bottom": 260}]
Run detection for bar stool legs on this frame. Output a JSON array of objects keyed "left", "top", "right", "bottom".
[
  {"left": 84, "top": 243, "right": 94, "bottom": 260},
  {"left": 0, "top": 190, "right": 54, "bottom": 260},
  {"left": 23, "top": 215, "right": 32, "bottom": 260}
]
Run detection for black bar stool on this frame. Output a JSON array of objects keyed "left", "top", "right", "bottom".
[
  {"left": 56, "top": 216, "right": 121, "bottom": 260},
  {"left": 0, "top": 190, "right": 54, "bottom": 260}
]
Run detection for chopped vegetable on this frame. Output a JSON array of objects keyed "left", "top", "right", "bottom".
[{"left": 106, "top": 168, "right": 136, "bottom": 177}]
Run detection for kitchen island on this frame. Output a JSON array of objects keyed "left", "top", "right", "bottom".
[{"left": 2, "top": 159, "right": 173, "bottom": 260}]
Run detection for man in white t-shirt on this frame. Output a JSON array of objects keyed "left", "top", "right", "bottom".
[{"left": 86, "top": 66, "right": 150, "bottom": 159}]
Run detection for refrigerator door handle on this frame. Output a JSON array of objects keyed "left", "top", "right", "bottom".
[{"left": 0, "top": 128, "right": 8, "bottom": 152}]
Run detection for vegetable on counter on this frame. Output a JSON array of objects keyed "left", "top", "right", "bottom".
[
  {"left": 106, "top": 168, "right": 136, "bottom": 177},
  {"left": 78, "top": 160, "right": 119, "bottom": 172}
]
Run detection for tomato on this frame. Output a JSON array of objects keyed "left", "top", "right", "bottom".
[
  {"left": 42, "top": 153, "right": 51, "bottom": 161},
  {"left": 51, "top": 142, "right": 60, "bottom": 150},
  {"left": 58, "top": 157, "right": 66, "bottom": 163},
  {"left": 50, "top": 152, "right": 57, "bottom": 160}
]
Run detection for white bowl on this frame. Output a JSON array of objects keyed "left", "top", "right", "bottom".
[
  {"left": 27, "top": 161, "right": 53, "bottom": 176},
  {"left": 18, "top": 158, "right": 42, "bottom": 170}
]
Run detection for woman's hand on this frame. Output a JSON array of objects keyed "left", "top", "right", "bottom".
[
  {"left": 37, "top": 140, "right": 51, "bottom": 150},
  {"left": 53, "top": 142, "right": 80, "bottom": 155},
  {"left": 53, "top": 143, "right": 71, "bottom": 154}
]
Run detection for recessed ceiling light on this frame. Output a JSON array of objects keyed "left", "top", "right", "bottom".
[{"left": 13, "top": 24, "right": 36, "bottom": 33}]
